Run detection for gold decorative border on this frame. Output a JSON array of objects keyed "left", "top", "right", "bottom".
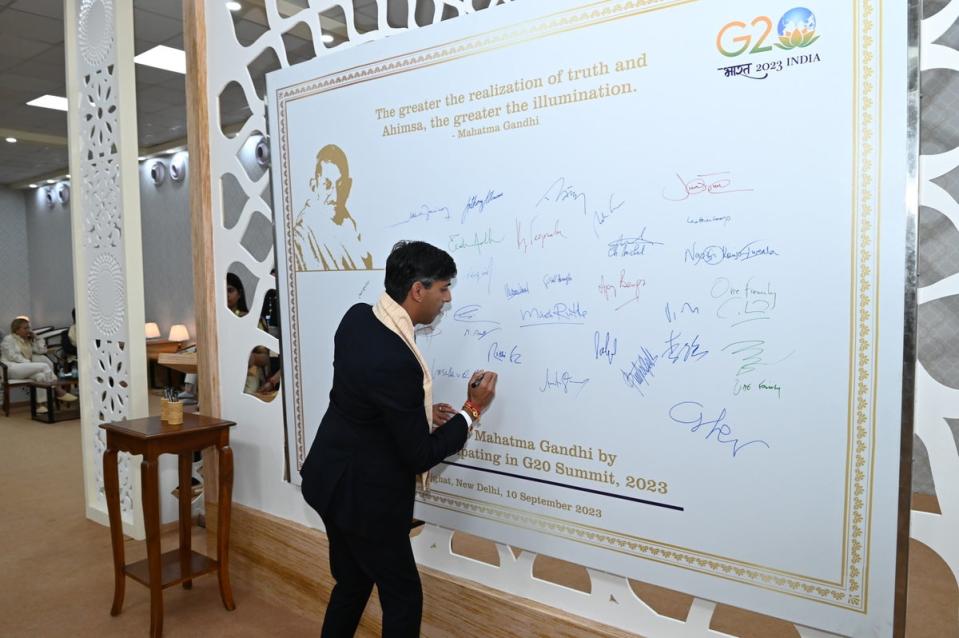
[{"left": 275, "top": 0, "right": 884, "bottom": 612}]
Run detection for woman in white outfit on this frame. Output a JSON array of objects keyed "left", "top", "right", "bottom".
[{"left": 1, "top": 317, "right": 77, "bottom": 414}]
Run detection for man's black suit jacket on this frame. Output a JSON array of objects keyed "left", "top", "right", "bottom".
[{"left": 300, "top": 303, "right": 469, "bottom": 539}]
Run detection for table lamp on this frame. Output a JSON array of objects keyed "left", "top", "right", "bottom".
[
  {"left": 144, "top": 322, "right": 161, "bottom": 339},
  {"left": 168, "top": 324, "right": 189, "bottom": 342}
]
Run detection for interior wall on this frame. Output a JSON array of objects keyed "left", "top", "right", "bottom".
[
  {"left": 24, "top": 183, "right": 74, "bottom": 328},
  {"left": 0, "top": 186, "right": 31, "bottom": 335},
  {"left": 16, "top": 158, "right": 196, "bottom": 338},
  {"left": 139, "top": 153, "right": 196, "bottom": 340}
]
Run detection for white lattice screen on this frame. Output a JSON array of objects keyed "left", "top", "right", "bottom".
[
  {"left": 201, "top": 1, "right": 958, "bottom": 635},
  {"left": 67, "top": 0, "right": 150, "bottom": 540}
]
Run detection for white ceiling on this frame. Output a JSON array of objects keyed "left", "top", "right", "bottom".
[{"left": 0, "top": 0, "right": 481, "bottom": 186}]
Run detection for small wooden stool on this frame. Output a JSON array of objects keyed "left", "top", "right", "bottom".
[{"left": 101, "top": 414, "right": 237, "bottom": 637}]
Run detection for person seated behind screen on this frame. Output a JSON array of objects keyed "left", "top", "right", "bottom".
[
  {"left": 293, "top": 144, "right": 373, "bottom": 272},
  {"left": 63, "top": 308, "right": 78, "bottom": 374},
  {"left": 1, "top": 317, "right": 77, "bottom": 413},
  {"left": 180, "top": 272, "right": 258, "bottom": 401}
]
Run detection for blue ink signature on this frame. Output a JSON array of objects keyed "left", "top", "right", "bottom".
[
  {"left": 665, "top": 302, "right": 701, "bottom": 323},
  {"left": 463, "top": 327, "right": 501, "bottom": 340},
  {"left": 662, "top": 330, "right": 709, "bottom": 364},
  {"left": 594, "top": 331, "right": 618, "bottom": 365},
  {"left": 390, "top": 204, "right": 451, "bottom": 227},
  {"left": 488, "top": 342, "right": 522, "bottom": 365},
  {"left": 668, "top": 401, "right": 770, "bottom": 457},
  {"left": 592, "top": 194, "right": 624, "bottom": 238},
  {"left": 520, "top": 302, "right": 588, "bottom": 327},
  {"left": 504, "top": 281, "right": 530, "bottom": 300},
  {"left": 543, "top": 273, "right": 573, "bottom": 289},
  {"left": 461, "top": 189, "right": 504, "bottom": 224},
  {"left": 540, "top": 369, "right": 590, "bottom": 396},
  {"left": 608, "top": 229, "right": 663, "bottom": 257},
  {"left": 537, "top": 177, "right": 587, "bottom": 211},
  {"left": 463, "top": 257, "right": 494, "bottom": 295},
  {"left": 684, "top": 241, "right": 778, "bottom": 266},
  {"left": 621, "top": 347, "right": 659, "bottom": 397},
  {"left": 453, "top": 304, "right": 501, "bottom": 326}
]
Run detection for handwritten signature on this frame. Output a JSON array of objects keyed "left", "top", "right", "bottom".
[
  {"left": 504, "top": 281, "right": 530, "bottom": 300},
  {"left": 543, "top": 272, "right": 573, "bottom": 289},
  {"left": 540, "top": 368, "right": 590, "bottom": 396},
  {"left": 663, "top": 171, "right": 754, "bottom": 202},
  {"left": 461, "top": 189, "right": 504, "bottom": 224},
  {"left": 448, "top": 227, "right": 504, "bottom": 255},
  {"left": 668, "top": 401, "right": 770, "bottom": 458},
  {"left": 684, "top": 241, "right": 778, "bottom": 266},
  {"left": 516, "top": 216, "right": 566, "bottom": 254},
  {"left": 621, "top": 347, "right": 659, "bottom": 397},
  {"left": 608, "top": 230, "right": 663, "bottom": 257},
  {"left": 453, "top": 304, "right": 501, "bottom": 326},
  {"left": 520, "top": 302, "right": 588, "bottom": 327},
  {"left": 390, "top": 204, "right": 451, "bottom": 227},
  {"left": 488, "top": 342, "right": 522, "bottom": 365},
  {"left": 594, "top": 331, "right": 618, "bottom": 365},
  {"left": 662, "top": 330, "right": 709, "bottom": 364}
]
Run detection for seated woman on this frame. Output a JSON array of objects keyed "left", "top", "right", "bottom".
[
  {"left": 1, "top": 317, "right": 77, "bottom": 414},
  {"left": 180, "top": 273, "right": 276, "bottom": 401}
]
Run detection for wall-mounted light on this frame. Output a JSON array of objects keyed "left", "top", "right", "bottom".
[
  {"left": 255, "top": 136, "right": 270, "bottom": 167},
  {"left": 150, "top": 160, "right": 167, "bottom": 185},
  {"left": 170, "top": 152, "right": 187, "bottom": 182}
]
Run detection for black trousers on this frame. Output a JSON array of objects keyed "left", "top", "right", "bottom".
[{"left": 321, "top": 519, "right": 423, "bottom": 638}]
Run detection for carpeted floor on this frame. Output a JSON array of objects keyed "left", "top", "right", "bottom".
[
  {"left": 0, "top": 402, "right": 346, "bottom": 638},
  {"left": 0, "top": 397, "right": 956, "bottom": 637}
]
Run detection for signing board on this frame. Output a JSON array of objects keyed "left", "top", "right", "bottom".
[{"left": 267, "top": 1, "right": 913, "bottom": 634}]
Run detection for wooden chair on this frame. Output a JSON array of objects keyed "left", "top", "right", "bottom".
[{"left": 0, "top": 360, "right": 33, "bottom": 417}]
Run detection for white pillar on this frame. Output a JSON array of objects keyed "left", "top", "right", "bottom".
[{"left": 65, "top": 0, "right": 150, "bottom": 540}]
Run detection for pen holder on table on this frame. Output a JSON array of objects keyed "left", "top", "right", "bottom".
[
  {"left": 160, "top": 398, "right": 170, "bottom": 421},
  {"left": 166, "top": 400, "right": 184, "bottom": 425}
]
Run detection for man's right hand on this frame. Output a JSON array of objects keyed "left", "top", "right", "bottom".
[{"left": 466, "top": 370, "right": 497, "bottom": 414}]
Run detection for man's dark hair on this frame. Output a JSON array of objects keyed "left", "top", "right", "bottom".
[{"left": 384, "top": 241, "right": 457, "bottom": 304}]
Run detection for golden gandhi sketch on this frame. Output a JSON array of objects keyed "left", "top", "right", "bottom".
[{"left": 293, "top": 144, "right": 374, "bottom": 271}]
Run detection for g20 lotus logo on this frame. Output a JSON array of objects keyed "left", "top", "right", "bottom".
[{"left": 717, "top": 7, "right": 820, "bottom": 58}]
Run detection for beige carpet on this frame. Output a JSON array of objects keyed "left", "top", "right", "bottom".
[
  {"left": 0, "top": 403, "right": 344, "bottom": 638},
  {"left": 0, "top": 399, "right": 956, "bottom": 637}
]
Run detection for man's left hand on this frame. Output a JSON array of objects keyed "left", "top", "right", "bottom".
[{"left": 432, "top": 403, "right": 456, "bottom": 426}]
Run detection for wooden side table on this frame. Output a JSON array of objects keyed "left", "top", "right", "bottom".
[{"left": 101, "top": 414, "right": 236, "bottom": 637}]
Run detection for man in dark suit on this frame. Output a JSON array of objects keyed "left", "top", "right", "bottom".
[{"left": 301, "top": 241, "right": 498, "bottom": 637}]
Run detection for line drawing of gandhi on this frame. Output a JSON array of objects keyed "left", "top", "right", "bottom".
[{"left": 293, "top": 144, "right": 374, "bottom": 271}]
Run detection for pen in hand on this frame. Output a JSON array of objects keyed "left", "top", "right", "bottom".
[{"left": 470, "top": 373, "right": 486, "bottom": 388}]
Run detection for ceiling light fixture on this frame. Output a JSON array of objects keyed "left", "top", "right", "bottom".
[
  {"left": 226, "top": 1, "right": 242, "bottom": 10},
  {"left": 322, "top": 34, "right": 335, "bottom": 43},
  {"left": 46, "top": 179, "right": 56, "bottom": 184},
  {"left": 134, "top": 45, "right": 186, "bottom": 74},
  {"left": 27, "top": 95, "right": 69, "bottom": 111},
  {"left": 5, "top": 137, "right": 16, "bottom": 143},
  {"left": 29, "top": 183, "right": 38, "bottom": 188}
]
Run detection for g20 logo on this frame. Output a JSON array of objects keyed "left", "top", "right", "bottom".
[{"left": 717, "top": 7, "right": 820, "bottom": 58}]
